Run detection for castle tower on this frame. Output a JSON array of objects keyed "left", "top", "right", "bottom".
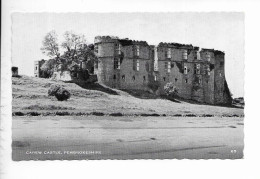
[
  {"left": 94, "top": 36, "right": 119, "bottom": 87},
  {"left": 34, "top": 61, "right": 40, "bottom": 77},
  {"left": 34, "top": 59, "right": 46, "bottom": 77},
  {"left": 213, "top": 50, "right": 232, "bottom": 104}
]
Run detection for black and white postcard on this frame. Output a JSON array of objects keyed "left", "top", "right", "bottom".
[{"left": 11, "top": 12, "right": 244, "bottom": 160}]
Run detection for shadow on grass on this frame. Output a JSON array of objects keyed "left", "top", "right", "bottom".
[
  {"left": 174, "top": 96, "right": 244, "bottom": 109},
  {"left": 69, "top": 81, "right": 119, "bottom": 95},
  {"left": 121, "top": 89, "right": 181, "bottom": 103},
  {"left": 121, "top": 89, "right": 158, "bottom": 99}
]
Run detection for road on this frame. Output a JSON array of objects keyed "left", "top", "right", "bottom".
[{"left": 12, "top": 116, "right": 244, "bottom": 160}]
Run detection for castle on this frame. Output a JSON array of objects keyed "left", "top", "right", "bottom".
[
  {"left": 34, "top": 35, "right": 232, "bottom": 105},
  {"left": 93, "top": 36, "right": 232, "bottom": 105}
]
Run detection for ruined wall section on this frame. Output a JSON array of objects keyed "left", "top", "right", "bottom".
[
  {"left": 156, "top": 43, "right": 198, "bottom": 100},
  {"left": 213, "top": 51, "right": 232, "bottom": 105},
  {"left": 34, "top": 59, "right": 46, "bottom": 77},
  {"left": 119, "top": 44, "right": 152, "bottom": 90},
  {"left": 94, "top": 36, "right": 153, "bottom": 90},
  {"left": 193, "top": 50, "right": 215, "bottom": 104}
]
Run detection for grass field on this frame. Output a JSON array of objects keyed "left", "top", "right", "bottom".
[{"left": 12, "top": 76, "right": 244, "bottom": 117}]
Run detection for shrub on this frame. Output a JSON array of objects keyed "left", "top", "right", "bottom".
[
  {"left": 91, "top": 112, "right": 105, "bottom": 116},
  {"left": 164, "top": 82, "right": 178, "bottom": 97},
  {"left": 13, "top": 112, "right": 24, "bottom": 116},
  {"left": 109, "top": 113, "right": 123, "bottom": 116},
  {"left": 27, "top": 112, "right": 41, "bottom": 116},
  {"left": 54, "top": 87, "right": 71, "bottom": 101}
]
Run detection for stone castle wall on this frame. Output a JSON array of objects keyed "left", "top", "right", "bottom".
[{"left": 94, "top": 36, "right": 231, "bottom": 105}]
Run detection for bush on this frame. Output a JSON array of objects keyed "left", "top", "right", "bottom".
[
  {"left": 109, "top": 113, "right": 123, "bottom": 116},
  {"left": 164, "top": 82, "right": 178, "bottom": 97},
  {"left": 91, "top": 112, "right": 105, "bottom": 116},
  {"left": 54, "top": 87, "right": 71, "bottom": 101}
]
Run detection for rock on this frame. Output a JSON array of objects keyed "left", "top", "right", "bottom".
[
  {"left": 48, "top": 84, "right": 71, "bottom": 101},
  {"left": 48, "top": 84, "right": 61, "bottom": 96}
]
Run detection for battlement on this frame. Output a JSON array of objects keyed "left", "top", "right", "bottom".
[
  {"left": 94, "top": 36, "right": 149, "bottom": 46},
  {"left": 158, "top": 42, "right": 194, "bottom": 49},
  {"left": 94, "top": 36, "right": 119, "bottom": 44},
  {"left": 201, "top": 48, "right": 225, "bottom": 55}
]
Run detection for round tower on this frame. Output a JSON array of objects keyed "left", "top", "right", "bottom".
[{"left": 94, "top": 36, "right": 118, "bottom": 86}]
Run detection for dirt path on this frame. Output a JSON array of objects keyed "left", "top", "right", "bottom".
[{"left": 12, "top": 116, "right": 244, "bottom": 160}]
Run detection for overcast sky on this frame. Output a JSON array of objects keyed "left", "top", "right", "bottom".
[{"left": 12, "top": 12, "right": 244, "bottom": 97}]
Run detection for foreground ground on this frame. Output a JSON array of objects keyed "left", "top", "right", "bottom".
[
  {"left": 12, "top": 76, "right": 244, "bottom": 160},
  {"left": 13, "top": 116, "right": 243, "bottom": 160}
]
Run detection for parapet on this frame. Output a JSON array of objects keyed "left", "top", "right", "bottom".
[
  {"left": 94, "top": 35, "right": 149, "bottom": 46},
  {"left": 94, "top": 36, "right": 224, "bottom": 54},
  {"left": 158, "top": 42, "right": 194, "bottom": 49},
  {"left": 201, "top": 48, "right": 225, "bottom": 55},
  {"left": 94, "top": 36, "right": 119, "bottom": 44}
]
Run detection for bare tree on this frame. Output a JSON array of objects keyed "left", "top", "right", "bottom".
[{"left": 40, "top": 30, "right": 60, "bottom": 58}]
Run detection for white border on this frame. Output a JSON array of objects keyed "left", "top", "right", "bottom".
[{"left": 1, "top": 0, "right": 260, "bottom": 179}]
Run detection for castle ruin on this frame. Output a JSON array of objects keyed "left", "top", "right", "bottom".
[{"left": 94, "top": 36, "right": 232, "bottom": 105}]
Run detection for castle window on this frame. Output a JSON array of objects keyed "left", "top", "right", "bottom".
[
  {"left": 115, "top": 43, "right": 121, "bottom": 55},
  {"left": 167, "top": 48, "right": 171, "bottom": 58},
  {"left": 113, "top": 74, "right": 116, "bottom": 80},
  {"left": 206, "top": 53, "right": 211, "bottom": 61},
  {"left": 135, "top": 45, "right": 140, "bottom": 57},
  {"left": 182, "top": 50, "right": 188, "bottom": 60},
  {"left": 136, "top": 60, "right": 140, "bottom": 71},
  {"left": 184, "top": 66, "right": 188, "bottom": 74},
  {"left": 197, "top": 51, "right": 201, "bottom": 60},
  {"left": 207, "top": 65, "right": 210, "bottom": 75},
  {"left": 185, "top": 79, "right": 188, "bottom": 83},
  {"left": 194, "top": 51, "right": 197, "bottom": 60},
  {"left": 143, "top": 76, "right": 146, "bottom": 81},
  {"left": 165, "top": 62, "right": 171, "bottom": 72},
  {"left": 132, "top": 76, "right": 135, "bottom": 81},
  {"left": 175, "top": 78, "right": 178, "bottom": 82},
  {"left": 35, "top": 66, "right": 37, "bottom": 70},
  {"left": 195, "top": 64, "right": 200, "bottom": 74},
  {"left": 114, "top": 58, "right": 120, "bottom": 69},
  {"left": 163, "top": 77, "right": 166, "bottom": 81},
  {"left": 122, "top": 75, "right": 125, "bottom": 81},
  {"left": 167, "top": 62, "right": 171, "bottom": 73}
]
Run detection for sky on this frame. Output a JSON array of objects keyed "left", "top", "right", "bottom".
[{"left": 12, "top": 12, "right": 244, "bottom": 97}]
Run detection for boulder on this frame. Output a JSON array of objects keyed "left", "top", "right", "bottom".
[{"left": 48, "top": 84, "right": 61, "bottom": 96}]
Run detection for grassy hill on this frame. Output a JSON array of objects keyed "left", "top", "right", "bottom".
[{"left": 12, "top": 76, "right": 244, "bottom": 117}]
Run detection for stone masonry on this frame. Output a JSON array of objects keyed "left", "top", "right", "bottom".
[{"left": 94, "top": 36, "right": 232, "bottom": 105}]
